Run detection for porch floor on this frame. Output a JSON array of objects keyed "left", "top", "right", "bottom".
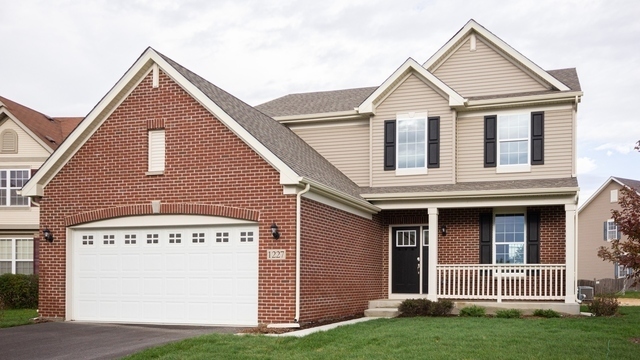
[{"left": 365, "top": 299, "right": 580, "bottom": 317}]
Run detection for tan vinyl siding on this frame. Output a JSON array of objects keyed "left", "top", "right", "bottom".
[
  {"left": 578, "top": 182, "right": 624, "bottom": 280},
  {"left": 457, "top": 108, "right": 573, "bottom": 182},
  {"left": 433, "top": 36, "right": 548, "bottom": 97},
  {"left": 290, "top": 120, "right": 369, "bottom": 186},
  {"left": 0, "top": 119, "right": 51, "bottom": 158},
  {"left": 371, "top": 74, "right": 453, "bottom": 187},
  {"left": 0, "top": 208, "right": 39, "bottom": 228}
]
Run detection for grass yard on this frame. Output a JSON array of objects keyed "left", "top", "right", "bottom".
[
  {"left": 0, "top": 309, "right": 37, "bottom": 328},
  {"left": 126, "top": 307, "right": 640, "bottom": 360},
  {"left": 618, "top": 290, "right": 640, "bottom": 299}
]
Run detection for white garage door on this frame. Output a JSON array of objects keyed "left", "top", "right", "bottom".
[{"left": 71, "top": 220, "right": 258, "bottom": 326}]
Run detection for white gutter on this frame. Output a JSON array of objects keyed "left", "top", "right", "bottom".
[{"left": 295, "top": 183, "right": 311, "bottom": 323}]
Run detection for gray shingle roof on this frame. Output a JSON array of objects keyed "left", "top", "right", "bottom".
[
  {"left": 255, "top": 87, "right": 377, "bottom": 117},
  {"left": 613, "top": 177, "right": 640, "bottom": 191},
  {"left": 361, "top": 177, "right": 578, "bottom": 195},
  {"left": 256, "top": 68, "right": 580, "bottom": 117},
  {"left": 156, "top": 51, "right": 364, "bottom": 200}
]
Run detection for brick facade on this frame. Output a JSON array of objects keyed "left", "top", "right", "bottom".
[
  {"left": 38, "top": 71, "right": 298, "bottom": 323},
  {"left": 299, "top": 198, "right": 384, "bottom": 323}
]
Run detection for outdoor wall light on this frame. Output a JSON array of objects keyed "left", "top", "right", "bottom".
[
  {"left": 440, "top": 225, "right": 447, "bottom": 236},
  {"left": 43, "top": 228, "right": 54, "bottom": 242},
  {"left": 270, "top": 222, "right": 281, "bottom": 240}
]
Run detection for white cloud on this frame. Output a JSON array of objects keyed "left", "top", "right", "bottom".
[
  {"left": 577, "top": 157, "right": 597, "bottom": 174},
  {"left": 595, "top": 143, "right": 635, "bottom": 155}
]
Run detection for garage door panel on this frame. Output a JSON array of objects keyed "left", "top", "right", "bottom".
[{"left": 72, "top": 224, "right": 258, "bottom": 326}]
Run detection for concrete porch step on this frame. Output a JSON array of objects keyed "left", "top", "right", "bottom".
[
  {"left": 368, "top": 299, "right": 403, "bottom": 309},
  {"left": 364, "top": 307, "right": 401, "bottom": 318}
]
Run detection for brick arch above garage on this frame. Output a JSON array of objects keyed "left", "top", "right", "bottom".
[{"left": 65, "top": 203, "right": 261, "bottom": 227}]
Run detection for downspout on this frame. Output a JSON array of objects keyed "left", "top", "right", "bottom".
[{"left": 295, "top": 183, "right": 311, "bottom": 323}]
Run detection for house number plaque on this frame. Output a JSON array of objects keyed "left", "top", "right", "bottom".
[{"left": 267, "top": 250, "right": 286, "bottom": 260}]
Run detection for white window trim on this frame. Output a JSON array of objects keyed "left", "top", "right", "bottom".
[
  {"left": 0, "top": 169, "right": 31, "bottom": 207},
  {"left": 0, "top": 238, "right": 34, "bottom": 275},
  {"left": 605, "top": 219, "right": 618, "bottom": 241},
  {"left": 496, "top": 112, "right": 531, "bottom": 173},
  {"left": 493, "top": 208, "right": 527, "bottom": 266},
  {"left": 395, "top": 112, "right": 428, "bottom": 176}
]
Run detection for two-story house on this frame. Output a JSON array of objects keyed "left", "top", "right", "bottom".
[
  {"left": 578, "top": 176, "right": 639, "bottom": 281},
  {"left": 0, "top": 96, "right": 81, "bottom": 275},
  {"left": 22, "top": 20, "right": 582, "bottom": 327}
]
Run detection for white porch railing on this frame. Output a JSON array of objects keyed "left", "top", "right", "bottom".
[{"left": 437, "top": 264, "right": 566, "bottom": 302}]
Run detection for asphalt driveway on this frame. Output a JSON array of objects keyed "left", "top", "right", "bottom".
[{"left": 0, "top": 321, "right": 243, "bottom": 360}]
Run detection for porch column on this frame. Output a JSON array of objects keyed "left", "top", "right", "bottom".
[
  {"left": 565, "top": 204, "right": 577, "bottom": 303},
  {"left": 427, "top": 208, "right": 438, "bottom": 301}
]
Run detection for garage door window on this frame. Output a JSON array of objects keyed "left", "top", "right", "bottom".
[
  {"left": 215, "top": 232, "right": 229, "bottom": 243},
  {"left": 169, "top": 233, "right": 182, "bottom": 244},
  {"left": 0, "top": 238, "right": 33, "bottom": 275},
  {"left": 103, "top": 235, "right": 115, "bottom": 245},
  {"left": 146, "top": 233, "right": 159, "bottom": 244},
  {"left": 124, "top": 234, "right": 137, "bottom": 244},
  {"left": 240, "top": 231, "right": 254, "bottom": 242},
  {"left": 192, "top": 233, "right": 205, "bottom": 243},
  {"left": 82, "top": 235, "right": 94, "bottom": 245}
]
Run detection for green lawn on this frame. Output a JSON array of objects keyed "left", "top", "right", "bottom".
[
  {"left": 618, "top": 290, "right": 640, "bottom": 299},
  {"left": 0, "top": 309, "right": 37, "bottom": 328},
  {"left": 126, "top": 307, "right": 640, "bottom": 360}
]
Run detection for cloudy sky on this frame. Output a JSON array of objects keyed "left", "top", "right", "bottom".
[{"left": 1, "top": 0, "right": 638, "bottom": 203}]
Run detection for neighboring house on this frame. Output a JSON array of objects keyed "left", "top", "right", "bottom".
[
  {"left": 0, "top": 96, "right": 81, "bottom": 275},
  {"left": 22, "top": 19, "right": 583, "bottom": 327},
  {"left": 578, "top": 177, "right": 640, "bottom": 280}
]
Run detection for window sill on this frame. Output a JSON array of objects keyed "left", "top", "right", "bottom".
[
  {"left": 496, "top": 164, "right": 531, "bottom": 173},
  {"left": 395, "top": 168, "right": 428, "bottom": 176},
  {"left": 0, "top": 206, "right": 31, "bottom": 211},
  {"left": 145, "top": 171, "right": 164, "bottom": 176}
]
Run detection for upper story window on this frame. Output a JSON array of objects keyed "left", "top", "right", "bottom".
[
  {"left": 604, "top": 220, "right": 620, "bottom": 241},
  {"left": 147, "top": 130, "right": 165, "bottom": 174},
  {"left": 397, "top": 115, "right": 426, "bottom": 172},
  {"left": 384, "top": 113, "right": 440, "bottom": 174},
  {"left": 484, "top": 112, "right": 544, "bottom": 173},
  {"left": 0, "top": 170, "right": 30, "bottom": 206},
  {"left": 1, "top": 130, "right": 18, "bottom": 153}
]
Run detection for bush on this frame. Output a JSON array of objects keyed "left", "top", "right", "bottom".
[
  {"left": 399, "top": 299, "right": 431, "bottom": 317},
  {"left": 0, "top": 274, "right": 38, "bottom": 309},
  {"left": 398, "top": 299, "right": 453, "bottom": 317},
  {"left": 533, "top": 309, "right": 561, "bottom": 318},
  {"left": 588, "top": 295, "right": 619, "bottom": 316},
  {"left": 430, "top": 300, "right": 454, "bottom": 316},
  {"left": 459, "top": 305, "right": 486, "bottom": 317},
  {"left": 495, "top": 309, "right": 522, "bottom": 319}
]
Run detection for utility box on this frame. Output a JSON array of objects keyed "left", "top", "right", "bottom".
[{"left": 578, "top": 286, "right": 594, "bottom": 301}]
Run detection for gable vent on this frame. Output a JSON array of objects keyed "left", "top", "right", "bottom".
[{"left": 1, "top": 129, "right": 18, "bottom": 153}]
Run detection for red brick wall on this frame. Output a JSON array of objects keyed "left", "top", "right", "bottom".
[
  {"left": 299, "top": 198, "right": 384, "bottom": 323},
  {"left": 382, "top": 206, "right": 566, "bottom": 266},
  {"left": 38, "top": 70, "right": 298, "bottom": 323}
]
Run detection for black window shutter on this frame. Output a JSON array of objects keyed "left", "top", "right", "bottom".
[
  {"left": 479, "top": 213, "right": 492, "bottom": 264},
  {"left": 384, "top": 120, "right": 396, "bottom": 171},
  {"left": 527, "top": 211, "right": 540, "bottom": 264},
  {"left": 427, "top": 116, "right": 440, "bottom": 168},
  {"left": 531, "top": 112, "right": 544, "bottom": 165},
  {"left": 484, "top": 116, "right": 497, "bottom": 167},
  {"left": 603, "top": 221, "right": 607, "bottom": 241}
]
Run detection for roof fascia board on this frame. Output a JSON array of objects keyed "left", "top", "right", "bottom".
[
  {"left": 423, "top": 20, "right": 570, "bottom": 92},
  {"left": 21, "top": 51, "right": 157, "bottom": 197},
  {"left": 362, "top": 186, "right": 579, "bottom": 201},
  {"left": 0, "top": 108, "right": 54, "bottom": 153},
  {"left": 300, "top": 177, "right": 380, "bottom": 214},
  {"left": 274, "top": 110, "right": 366, "bottom": 124},
  {"left": 152, "top": 53, "right": 300, "bottom": 185},
  {"left": 373, "top": 193, "right": 576, "bottom": 210},
  {"left": 460, "top": 91, "right": 583, "bottom": 110},
  {"left": 358, "top": 58, "right": 465, "bottom": 114}
]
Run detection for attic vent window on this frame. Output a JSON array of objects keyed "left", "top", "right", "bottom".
[
  {"left": 1, "top": 130, "right": 18, "bottom": 153},
  {"left": 45, "top": 135, "right": 56, "bottom": 143}
]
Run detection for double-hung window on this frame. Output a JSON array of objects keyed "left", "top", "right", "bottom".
[
  {"left": 397, "top": 115, "right": 427, "bottom": 174},
  {"left": 498, "top": 114, "right": 529, "bottom": 169},
  {"left": 484, "top": 112, "right": 544, "bottom": 172},
  {"left": 0, "top": 238, "right": 33, "bottom": 274},
  {"left": 494, "top": 214, "right": 526, "bottom": 264},
  {"left": 0, "top": 169, "right": 30, "bottom": 206},
  {"left": 604, "top": 220, "right": 620, "bottom": 241}
]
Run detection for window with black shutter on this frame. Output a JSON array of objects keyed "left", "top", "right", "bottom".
[
  {"left": 384, "top": 120, "right": 396, "bottom": 171},
  {"left": 484, "top": 116, "right": 496, "bottom": 167},
  {"left": 427, "top": 117, "right": 440, "bottom": 168}
]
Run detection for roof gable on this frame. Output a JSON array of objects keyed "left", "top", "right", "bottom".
[
  {"left": 358, "top": 58, "right": 465, "bottom": 114},
  {"left": 424, "top": 20, "right": 570, "bottom": 92},
  {"left": 578, "top": 176, "right": 640, "bottom": 213}
]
